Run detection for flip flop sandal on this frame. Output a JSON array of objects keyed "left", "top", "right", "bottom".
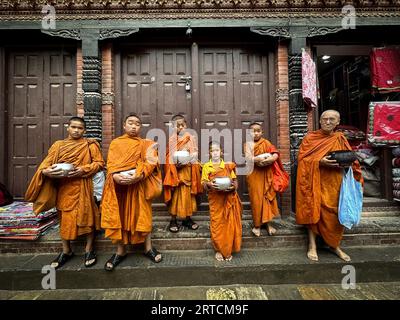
[
  {"left": 104, "top": 253, "right": 127, "bottom": 271},
  {"left": 144, "top": 248, "right": 162, "bottom": 263},
  {"left": 182, "top": 218, "right": 199, "bottom": 230},
  {"left": 51, "top": 252, "right": 74, "bottom": 269},
  {"left": 168, "top": 219, "right": 179, "bottom": 233},
  {"left": 84, "top": 250, "right": 97, "bottom": 268}
]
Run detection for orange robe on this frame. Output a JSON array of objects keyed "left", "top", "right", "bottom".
[
  {"left": 203, "top": 162, "right": 242, "bottom": 258},
  {"left": 25, "top": 138, "right": 105, "bottom": 240},
  {"left": 163, "top": 132, "right": 202, "bottom": 218},
  {"left": 296, "top": 130, "right": 363, "bottom": 248},
  {"left": 245, "top": 138, "right": 280, "bottom": 227},
  {"left": 101, "top": 134, "right": 162, "bottom": 245}
]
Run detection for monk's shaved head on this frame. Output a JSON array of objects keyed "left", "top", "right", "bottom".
[{"left": 321, "top": 110, "right": 340, "bottom": 120}]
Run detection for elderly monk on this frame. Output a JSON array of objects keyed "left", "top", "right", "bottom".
[
  {"left": 163, "top": 114, "right": 202, "bottom": 233},
  {"left": 102, "top": 113, "right": 163, "bottom": 271},
  {"left": 25, "top": 117, "right": 105, "bottom": 269},
  {"left": 202, "top": 141, "right": 242, "bottom": 261},
  {"left": 296, "top": 110, "right": 363, "bottom": 262},
  {"left": 245, "top": 122, "right": 283, "bottom": 237}
]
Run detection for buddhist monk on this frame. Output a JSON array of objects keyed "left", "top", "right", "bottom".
[
  {"left": 202, "top": 141, "right": 242, "bottom": 261},
  {"left": 163, "top": 114, "right": 202, "bottom": 233},
  {"left": 245, "top": 122, "right": 283, "bottom": 237},
  {"left": 25, "top": 117, "right": 105, "bottom": 269},
  {"left": 296, "top": 110, "right": 363, "bottom": 262},
  {"left": 101, "top": 113, "right": 162, "bottom": 271}
]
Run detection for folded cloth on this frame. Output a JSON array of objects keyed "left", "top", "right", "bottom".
[
  {"left": 371, "top": 46, "right": 400, "bottom": 93},
  {"left": 394, "top": 190, "right": 400, "bottom": 199},
  {"left": 393, "top": 183, "right": 400, "bottom": 190},
  {"left": 393, "top": 158, "right": 400, "bottom": 168},
  {"left": 302, "top": 49, "right": 318, "bottom": 109},
  {"left": 393, "top": 168, "right": 400, "bottom": 177},
  {"left": 393, "top": 147, "right": 400, "bottom": 157},
  {"left": 393, "top": 177, "right": 400, "bottom": 183}
]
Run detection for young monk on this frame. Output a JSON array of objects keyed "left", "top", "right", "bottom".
[
  {"left": 296, "top": 110, "right": 363, "bottom": 262},
  {"left": 163, "top": 114, "right": 202, "bottom": 233},
  {"left": 25, "top": 117, "right": 105, "bottom": 269},
  {"left": 101, "top": 113, "right": 163, "bottom": 271},
  {"left": 245, "top": 122, "right": 284, "bottom": 237},
  {"left": 201, "top": 141, "right": 242, "bottom": 261}
]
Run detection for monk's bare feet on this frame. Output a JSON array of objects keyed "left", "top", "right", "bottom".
[
  {"left": 225, "top": 255, "right": 233, "bottom": 261},
  {"left": 307, "top": 247, "right": 318, "bottom": 261},
  {"left": 215, "top": 252, "right": 224, "bottom": 261},
  {"left": 331, "top": 247, "right": 351, "bottom": 262},
  {"left": 252, "top": 227, "right": 261, "bottom": 237},
  {"left": 266, "top": 224, "right": 276, "bottom": 236}
]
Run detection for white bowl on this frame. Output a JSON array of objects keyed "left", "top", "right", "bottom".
[
  {"left": 255, "top": 153, "right": 272, "bottom": 160},
  {"left": 53, "top": 163, "right": 74, "bottom": 177},
  {"left": 120, "top": 169, "right": 136, "bottom": 177},
  {"left": 213, "top": 177, "right": 232, "bottom": 190},
  {"left": 172, "top": 150, "right": 191, "bottom": 164}
]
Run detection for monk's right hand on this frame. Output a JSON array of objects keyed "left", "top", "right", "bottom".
[
  {"left": 42, "top": 165, "right": 64, "bottom": 178},
  {"left": 320, "top": 156, "right": 340, "bottom": 168}
]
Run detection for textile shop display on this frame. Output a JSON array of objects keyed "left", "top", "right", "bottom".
[
  {"left": 302, "top": 49, "right": 318, "bottom": 109},
  {"left": 368, "top": 102, "right": 400, "bottom": 146},
  {"left": 392, "top": 148, "right": 400, "bottom": 202},
  {"left": 370, "top": 47, "right": 400, "bottom": 93},
  {"left": 0, "top": 201, "right": 58, "bottom": 240}
]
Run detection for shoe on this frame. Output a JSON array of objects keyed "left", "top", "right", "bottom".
[
  {"left": 84, "top": 250, "right": 97, "bottom": 268},
  {"left": 182, "top": 217, "right": 199, "bottom": 230},
  {"left": 104, "top": 253, "right": 127, "bottom": 271},
  {"left": 144, "top": 248, "right": 162, "bottom": 263},
  {"left": 50, "top": 251, "right": 74, "bottom": 269}
]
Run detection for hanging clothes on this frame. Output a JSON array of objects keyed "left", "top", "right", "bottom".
[
  {"left": 302, "top": 49, "right": 318, "bottom": 109},
  {"left": 370, "top": 47, "right": 400, "bottom": 93}
]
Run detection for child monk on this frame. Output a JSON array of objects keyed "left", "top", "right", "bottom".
[
  {"left": 101, "top": 113, "right": 163, "bottom": 271},
  {"left": 25, "top": 117, "right": 105, "bottom": 269},
  {"left": 163, "top": 114, "right": 202, "bottom": 233},
  {"left": 244, "top": 122, "right": 283, "bottom": 237},
  {"left": 201, "top": 141, "right": 242, "bottom": 261}
]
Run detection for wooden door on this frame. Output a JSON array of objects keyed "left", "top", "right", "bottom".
[{"left": 6, "top": 48, "right": 76, "bottom": 198}]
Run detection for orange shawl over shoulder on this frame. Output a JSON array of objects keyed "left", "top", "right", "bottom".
[
  {"left": 296, "top": 130, "right": 363, "bottom": 248},
  {"left": 245, "top": 138, "right": 280, "bottom": 226},
  {"left": 163, "top": 132, "right": 202, "bottom": 204},
  {"left": 25, "top": 138, "right": 105, "bottom": 239},
  {"left": 101, "top": 134, "right": 161, "bottom": 244},
  {"left": 207, "top": 163, "right": 242, "bottom": 259}
]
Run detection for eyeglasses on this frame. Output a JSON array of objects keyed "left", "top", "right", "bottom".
[{"left": 320, "top": 117, "right": 338, "bottom": 123}]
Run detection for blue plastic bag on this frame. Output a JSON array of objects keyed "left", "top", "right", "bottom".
[{"left": 338, "top": 167, "right": 363, "bottom": 230}]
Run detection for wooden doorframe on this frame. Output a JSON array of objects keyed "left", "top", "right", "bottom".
[{"left": 0, "top": 46, "right": 5, "bottom": 184}]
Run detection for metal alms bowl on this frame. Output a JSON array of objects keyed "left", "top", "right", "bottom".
[
  {"left": 53, "top": 163, "right": 74, "bottom": 176},
  {"left": 328, "top": 150, "right": 358, "bottom": 166},
  {"left": 213, "top": 176, "right": 232, "bottom": 190},
  {"left": 173, "top": 150, "right": 191, "bottom": 164}
]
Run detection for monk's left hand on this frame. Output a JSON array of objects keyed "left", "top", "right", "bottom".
[
  {"left": 68, "top": 167, "right": 84, "bottom": 178},
  {"left": 260, "top": 155, "right": 277, "bottom": 166},
  {"left": 126, "top": 173, "right": 144, "bottom": 185}
]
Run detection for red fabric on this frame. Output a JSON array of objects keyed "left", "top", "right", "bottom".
[
  {"left": 302, "top": 50, "right": 318, "bottom": 109},
  {"left": 368, "top": 103, "right": 400, "bottom": 145},
  {"left": 370, "top": 47, "right": 400, "bottom": 93},
  {"left": 271, "top": 161, "right": 289, "bottom": 193}
]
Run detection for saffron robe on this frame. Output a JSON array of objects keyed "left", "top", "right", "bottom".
[
  {"left": 25, "top": 138, "right": 105, "bottom": 240},
  {"left": 202, "top": 160, "right": 242, "bottom": 258},
  {"left": 101, "top": 134, "right": 162, "bottom": 245},
  {"left": 296, "top": 130, "right": 363, "bottom": 248},
  {"left": 163, "top": 132, "right": 202, "bottom": 218},
  {"left": 245, "top": 138, "right": 280, "bottom": 227}
]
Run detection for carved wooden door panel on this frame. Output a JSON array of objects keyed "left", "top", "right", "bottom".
[{"left": 7, "top": 48, "right": 76, "bottom": 198}]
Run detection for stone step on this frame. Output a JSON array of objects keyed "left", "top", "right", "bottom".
[
  {"left": 1, "top": 215, "right": 400, "bottom": 254},
  {"left": 0, "top": 246, "right": 399, "bottom": 290}
]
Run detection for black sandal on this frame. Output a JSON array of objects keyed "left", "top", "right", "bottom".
[
  {"left": 144, "top": 248, "right": 162, "bottom": 263},
  {"left": 104, "top": 253, "right": 127, "bottom": 271},
  {"left": 84, "top": 250, "right": 97, "bottom": 268},
  {"left": 182, "top": 217, "right": 199, "bottom": 230},
  {"left": 50, "top": 252, "right": 74, "bottom": 269},
  {"left": 168, "top": 219, "right": 179, "bottom": 233}
]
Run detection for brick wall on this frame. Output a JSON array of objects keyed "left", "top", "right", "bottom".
[
  {"left": 275, "top": 41, "right": 292, "bottom": 215},
  {"left": 101, "top": 42, "right": 114, "bottom": 160}
]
